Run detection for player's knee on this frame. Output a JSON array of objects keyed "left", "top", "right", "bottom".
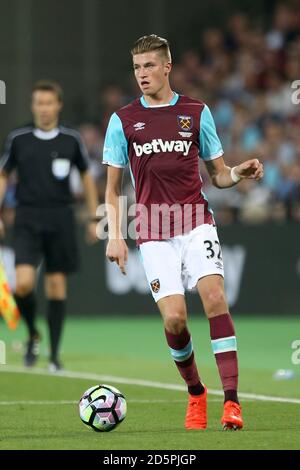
[
  {"left": 164, "top": 311, "right": 187, "bottom": 334},
  {"left": 15, "top": 281, "right": 34, "bottom": 297},
  {"left": 45, "top": 275, "right": 66, "bottom": 299},
  {"left": 203, "top": 288, "right": 227, "bottom": 314}
]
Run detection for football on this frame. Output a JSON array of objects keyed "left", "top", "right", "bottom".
[{"left": 79, "top": 384, "right": 127, "bottom": 432}]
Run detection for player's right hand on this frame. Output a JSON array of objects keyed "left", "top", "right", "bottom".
[
  {"left": 106, "top": 238, "right": 128, "bottom": 275},
  {"left": 0, "top": 218, "right": 5, "bottom": 239}
]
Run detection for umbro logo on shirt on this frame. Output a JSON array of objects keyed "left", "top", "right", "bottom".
[
  {"left": 133, "top": 122, "right": 146, "bottom": 131},
  {"left": 133, "top": 139, "right": 192, "bottom": 157}
]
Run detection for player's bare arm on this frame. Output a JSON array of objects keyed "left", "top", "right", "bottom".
[
  {"left": 105, "top": 166, "right": 128, "bottom": 275},
  {"left": 81, "top": 171, "right": 99, "bottom": 244},
  {"left": 0, "top": 170, "right": 8, "bottom": 237},
  {"left": 205, "top": 156, "right": 264, "bottom": 188}
]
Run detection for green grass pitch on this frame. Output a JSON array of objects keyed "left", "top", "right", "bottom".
[{"left": 0, "top": 315, "right": 300, "bottom": 450}]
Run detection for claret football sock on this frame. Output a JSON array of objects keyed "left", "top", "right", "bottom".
[
  {"left": 47, "top": 299, "right": 66, "bottom": 362},
  {"left": 15, "top": 292, "right": 38, "bottom": 338},
  {"left": 165, "top": 327, "right": 205, "bottom": 396},
  {"left": 209, "top": 313, "right": 239, "bottom": 404}
]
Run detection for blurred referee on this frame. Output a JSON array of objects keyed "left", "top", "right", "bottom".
[{"left": 0, "top": 80, "right": 99, "bottom": 371}]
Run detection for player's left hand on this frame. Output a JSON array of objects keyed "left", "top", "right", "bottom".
[
  {"left": 85, "top": 221, "right": 99, "bottom": 244},
  {"left": 236, "top": 159, "right": 264, "bottom": 180}
]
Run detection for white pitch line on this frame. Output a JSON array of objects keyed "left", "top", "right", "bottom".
[
  {"left": 1, "top": 365, "right": 300, "bottom": 405},
  {"left": 0, "top": 399, "right": 202, "bottom": 406},
  {"left": 0, "top": 400, "right": 77, "bottom": 406}
]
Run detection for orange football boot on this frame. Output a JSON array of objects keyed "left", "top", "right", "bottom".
[
  {"left": 221, "top": 400, "right": 243, "bottom": 430},
  {"left": 185, "top": 386, "right": 207, "bottom": 430}
]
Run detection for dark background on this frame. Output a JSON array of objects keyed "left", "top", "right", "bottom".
[{"left": 0, "top": 0, "right": 276, "bottom": 139}]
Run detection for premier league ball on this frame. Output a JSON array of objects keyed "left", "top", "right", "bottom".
[{"left": 79, "top": 384, "right": 127, "bottom": 432}]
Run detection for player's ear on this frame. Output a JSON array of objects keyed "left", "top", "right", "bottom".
[{"left": 164, "top": 62, "right": 172, "bottom": 75}]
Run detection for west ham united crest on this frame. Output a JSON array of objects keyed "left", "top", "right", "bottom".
[
  {"left": 150, "top": 279, "right": 160, "bottom": 293},
  {"left": 177, "top": 115, "right": 193, "bottom": 131}
]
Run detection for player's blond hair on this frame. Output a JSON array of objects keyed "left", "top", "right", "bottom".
[{"left": 131, "top": 35, "right": 172, "bottom": 63}]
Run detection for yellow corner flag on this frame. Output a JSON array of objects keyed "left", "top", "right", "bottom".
[{"left": 0, "top": 261, "right": 20, "bottom": 330}]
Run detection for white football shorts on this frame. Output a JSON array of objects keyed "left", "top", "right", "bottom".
[{"left": 139, "top": 224, "right": 224, "bottom": 302}]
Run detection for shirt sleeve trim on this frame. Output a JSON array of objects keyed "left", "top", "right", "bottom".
[
  {"left": 202, "top": 150, "right": 224, "bottom": 161},
  {"left": 102, "top": 161, "right": 126, "bottom": 168}
]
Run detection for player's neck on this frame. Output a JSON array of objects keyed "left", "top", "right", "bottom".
[
  {"left": 143, "top": 87, "right": 175, "bottom": 107},
  {"left": 34, "top": 120, "right": 59, "bottom": 132}
]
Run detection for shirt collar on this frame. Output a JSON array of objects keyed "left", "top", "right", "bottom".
[
  {"left": 33, "top": 127, "right": 60, "bottom": 140},
  {"left": 140, "top": 92, "right": 179, "bottom": 108}
]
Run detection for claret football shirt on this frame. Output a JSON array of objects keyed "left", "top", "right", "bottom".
[{"left": 103, "top": 92, "right": 223, "bottom": 243}]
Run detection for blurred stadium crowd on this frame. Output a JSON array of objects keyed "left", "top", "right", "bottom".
[{"left": 3, "top": 3, "right": 300, "bottom": 226}]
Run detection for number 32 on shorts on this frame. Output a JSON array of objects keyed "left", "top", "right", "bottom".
[{"left": 204, "top": 240, "right": 222, "bottom": 260}]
